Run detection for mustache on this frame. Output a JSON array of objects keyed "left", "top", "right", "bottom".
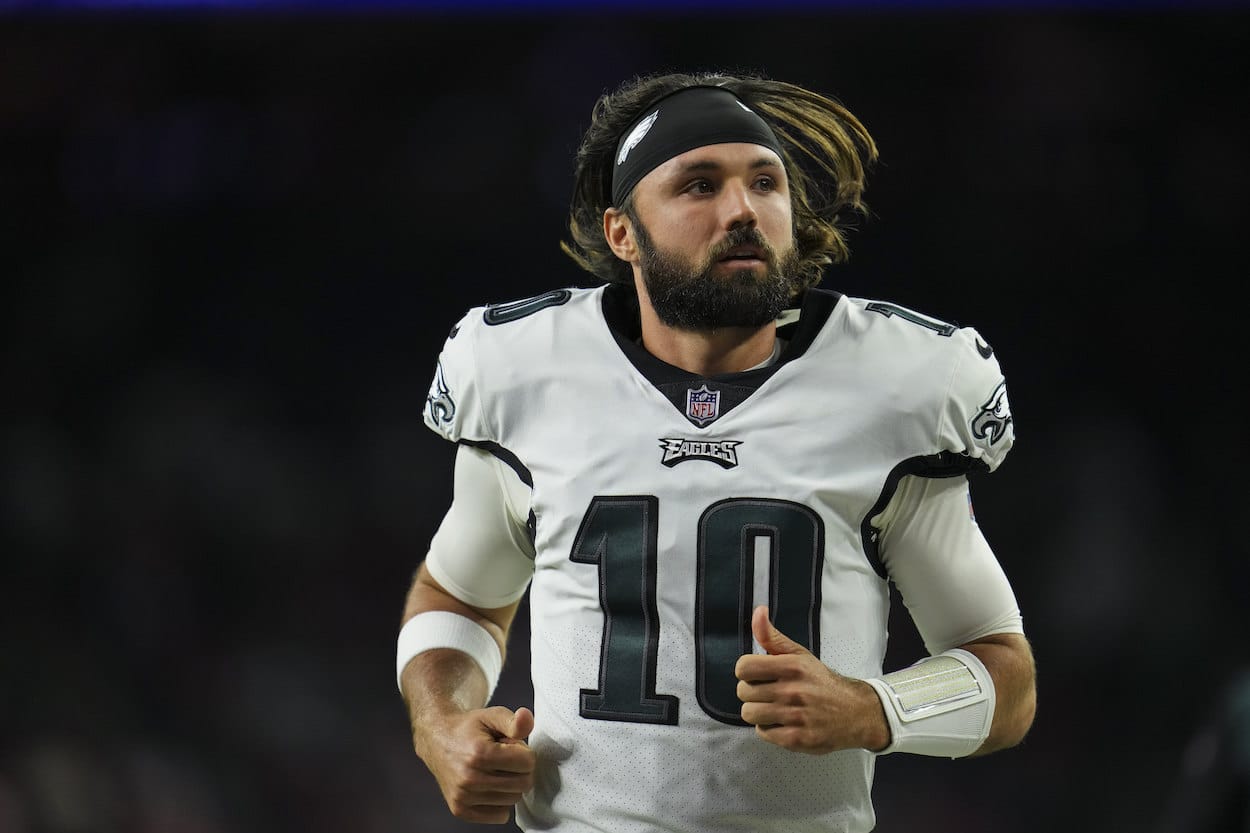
[{"left": 707, "top": 227, "right": 778, "bottom": 265}]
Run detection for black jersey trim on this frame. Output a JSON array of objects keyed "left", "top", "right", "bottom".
[
  {"left": 600, "top": 285, "right": 842, "bottom": 425},
  {"left": 459, "top": 439, "right": 534, "bottom": 489},
  {"left": 860, "top": 451, "right": 990, "bottom": 580},
  {"left": 775, "top": 288, "right": 840, "bottom": 362}
]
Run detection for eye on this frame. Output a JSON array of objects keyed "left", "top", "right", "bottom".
[
  {"left": 684, "top": 179, "right": 715, "bottom": 195},
  {"left": 754, "top": 175, "right": 777, "bottom": 192}
]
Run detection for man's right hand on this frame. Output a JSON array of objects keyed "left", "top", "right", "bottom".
[{"left": 416, "top": 705, "right": 537, "bottom": 824}]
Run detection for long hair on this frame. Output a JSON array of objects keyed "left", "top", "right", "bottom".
[{"left": 561, "top": 71, "right": 879, "bottom": 294}]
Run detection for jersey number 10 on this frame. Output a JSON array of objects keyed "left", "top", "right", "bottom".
[{"left": 570, "top": 495, "right": 826, "bottom": 727}]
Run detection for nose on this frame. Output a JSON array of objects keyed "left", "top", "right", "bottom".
[{"left": 721, "top": 180, "right": 758, "bottom": 230}]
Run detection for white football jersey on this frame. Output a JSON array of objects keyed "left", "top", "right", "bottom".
[{"left": 422, "top": 284, "right": 1017, "bottom": 833}]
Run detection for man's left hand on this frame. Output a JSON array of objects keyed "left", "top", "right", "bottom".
[{"left": 735, "top": 605, "right": 890, "bottom": 754}]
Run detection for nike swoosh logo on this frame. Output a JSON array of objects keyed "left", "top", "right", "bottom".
[{"left": 975, "top": 338, "right": 993, "bottom": 359}]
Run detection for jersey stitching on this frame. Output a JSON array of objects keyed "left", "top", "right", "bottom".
[
  {"left": 468, "top": 306, "right": 500, "bottom": 444},
  {"left": 936, "top": 330, "right": 967, "bottom": 452},
  {"left": 489, "top": 450, "right": 536, "bottom": 559}
]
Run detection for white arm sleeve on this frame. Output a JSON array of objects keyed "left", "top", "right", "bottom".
[
  {"left": 875, "top": 474, "right": 1023, "bottom": 655},
  {"left": 424, "top": 444, "right": 536, "bottom": 609}
]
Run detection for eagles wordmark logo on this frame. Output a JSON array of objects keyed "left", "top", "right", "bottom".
[{"left": 659, "top": 438, "right": 742, "bottom": 469}]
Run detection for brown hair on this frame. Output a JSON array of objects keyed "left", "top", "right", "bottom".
[{"left": 561, "top": 71, "right": 879, "bottom": 294}]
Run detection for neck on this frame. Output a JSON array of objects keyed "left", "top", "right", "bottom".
[{"left": 637, "top": 299, "right": 778, "bottom": 376}]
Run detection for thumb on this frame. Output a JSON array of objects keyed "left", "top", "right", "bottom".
[
  {"left": 480, "top": 706, "right": 530, "bottom": 741},
  {"left": 752, "top": 605, "right": 807, "bottom": 656},
  {"left": 508, "top": 706, "right": 535, "bottom": 741}
]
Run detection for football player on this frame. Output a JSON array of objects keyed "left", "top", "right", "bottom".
[{"left": 397, "top": 71, "right": 1037, "bottom": 832}]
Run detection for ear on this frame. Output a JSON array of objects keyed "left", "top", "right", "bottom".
[{"left": 604, "top": 207, "right": 638, "bottom": 263}]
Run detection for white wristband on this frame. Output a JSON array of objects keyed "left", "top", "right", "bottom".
[
  {"left": 396, "top": 611, "right": 503, "bottom": 701},
  {"left": 865, "top": 648, "right": 995, "bottom": 759}
]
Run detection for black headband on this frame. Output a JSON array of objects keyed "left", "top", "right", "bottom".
[{"left": 610, "top": 85, "right": 784, "bottom": 207}]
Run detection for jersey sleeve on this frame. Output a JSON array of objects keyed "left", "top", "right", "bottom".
[
  {"left": 939, "top": 327, "right": 1014, "bottom": 473},
  {"left": 424, "top": 445, "right": 535, "bottom": 609},
  {"left": 876, "top": 473, "right": 1024, "bottom": 655},
  {"left": 423, "top": 308, "right": 493, "bottom": 444}
]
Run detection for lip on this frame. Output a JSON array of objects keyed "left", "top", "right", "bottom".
[
  {"left": 720, "top": 245, "right": 765, "bottom": 261},
  {"left": 717, "top": 247, "right": 767, "bottom": 268},
  {"left": 714, "top": 256, "right": 766, "bottom": 274}
]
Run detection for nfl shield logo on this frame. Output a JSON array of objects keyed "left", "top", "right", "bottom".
[{"left": 685, "top": 384, "right": 721, "bottom": 426}]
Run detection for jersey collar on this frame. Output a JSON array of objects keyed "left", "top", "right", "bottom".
[{"left": 600, "top": 284, "right": 842, "bottom": 427}]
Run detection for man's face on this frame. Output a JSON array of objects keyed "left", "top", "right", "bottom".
[{"left": 627, "top": 142, "right": 799, "bottom": 331}]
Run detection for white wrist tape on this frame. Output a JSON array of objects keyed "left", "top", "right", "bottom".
[
  {"left": 865, "top": 648, "right": 995, "bottom": 759},
  {"left": 396, "top": 611, "right": 503, "bottom": 700}
]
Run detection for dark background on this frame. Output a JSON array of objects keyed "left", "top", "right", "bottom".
[{"left": 3, "top": 7, "right": 1248, "bottom": 833}]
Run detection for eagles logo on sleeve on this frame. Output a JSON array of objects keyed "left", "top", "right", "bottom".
[
  {"left": 426, "top": 360, "right": 456, "bottom": 426},
  {"left": 970, "top": 381, "right": 1011, "bottom": 445}
]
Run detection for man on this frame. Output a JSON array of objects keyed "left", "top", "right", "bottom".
[{"left": 398, "top": 71, "right": 1036, "bottom": 833}]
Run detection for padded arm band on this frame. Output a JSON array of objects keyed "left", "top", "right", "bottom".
[
  {"left": 396, "top": 611, "right": 503, "bottom": 702},
  {"left": 865, "top": 648, "right": 995, "bottom": 759}
]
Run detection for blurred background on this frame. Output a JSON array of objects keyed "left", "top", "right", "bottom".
[{"left": 3, "top": 3, "right": 1249, "bottom": 832}]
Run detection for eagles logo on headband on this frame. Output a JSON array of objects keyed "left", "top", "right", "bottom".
[{"left": 611, "top": 86, "right": 784, "bottom": 207}]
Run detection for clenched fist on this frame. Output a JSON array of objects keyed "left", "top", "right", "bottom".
[
  {"left": 735, "top": 606, "right": 890, "bottom": 754},
  {"left": 416, "top": 705, "right": 537, "bottom": 824}
]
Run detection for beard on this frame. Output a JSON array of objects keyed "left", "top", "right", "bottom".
[{"left": 635, "top": 220, "right": 799, "bottom": 332}]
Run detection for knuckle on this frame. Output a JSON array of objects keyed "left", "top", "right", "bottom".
[
  {"left": 465, "top": 742, "right": 492, "bottom": 769},
  {"left": 454, "top": 759, "right": 478, "bottom": 783}
]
